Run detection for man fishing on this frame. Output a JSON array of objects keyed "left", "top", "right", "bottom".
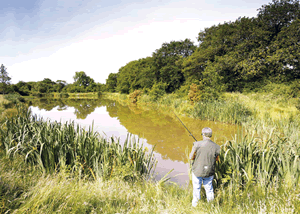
[{"left": 189, "top": 127, "right": 220, "bottom": 207}]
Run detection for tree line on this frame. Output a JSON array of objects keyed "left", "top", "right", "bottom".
[
  {"left": 1, "top": 0, "right": 299, "bottom": 99},
  {"left": 106, "top": 0, "right": 300, "bottom": 99},
  {"left": 0, "top": 69, "right": 105, "bottom": 96}
]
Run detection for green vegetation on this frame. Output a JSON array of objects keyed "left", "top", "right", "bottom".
[
  {"left": 106, "top": 0, "right": 300, "bottom": 97},
  {"left": 1, "top": 1, "right": 299, "bottom": 101},
  {"left": 2, "top": 73, "right": 104, "bottom": 97},
  {"left": 1, "top": 0, "right": 300, "bottom": 212},
  {"left": 0, "top": 64, "right": 11, "bottom": 95},
  {"left": 1, "top": 97, "right": 300, "bottom": 213},
  {"left": 1, "top": 105, "right": 155, "bottom": 181}
]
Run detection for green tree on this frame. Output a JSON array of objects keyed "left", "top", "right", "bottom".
[
  {"left": 152, "top": 39, "right": 196, "bottom": 93},
  {"left": 0, "top": 64, "right": 11, "bottom": 94},
  {"left": 257, "top": 0, "right": 300, "bottom": 38},
  {"left": 106, "top": 73, "right": 118, "bottom": 92},
  {"left": 265, "top": 18, "right": 300, "bottom": 81},
  {"left": 73, "top": 71, "right": 95, "bottom": 92},
  {"left": 55, "top": 80, "right": 67, "bottom": 92},
  {"left": 116, "top": 57, "right": 155, "bottom": 94},
  {"left": 12, "top": 81, "right": 32, "bottom": 96},
  {"left": 149, "top": 82, "right": 167, "bottom": 100}
]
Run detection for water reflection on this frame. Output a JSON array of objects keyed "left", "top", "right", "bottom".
[
  {"left": 29, "top": 98, "right": 239, "bottom": 185},
  {"left": 30, "top": 98, "right": 238, "bottom": 162}
]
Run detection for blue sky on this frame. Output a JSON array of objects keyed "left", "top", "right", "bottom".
[{"left": 1, "top": 0, "right": 271, "bottom": 84}]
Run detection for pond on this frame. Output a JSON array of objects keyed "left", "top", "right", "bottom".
[{"left": 29, "top": 98, "right": 239, "bottom": 186}]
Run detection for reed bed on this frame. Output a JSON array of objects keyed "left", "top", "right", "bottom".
[
  {"left": 191, "top": 98, "right": 255, "bottom": 124},
  {"left": 3, "top": 156, "right": 299, "bottom": 213},
  {"left": 0, "top": 104, "right": 156, "bottom": 181},
  {"left": 1, "top": 96, "right": 300, "bottom": 213},
  {"left": 215, "top": 133, "right": 300, "bottom": 191}
]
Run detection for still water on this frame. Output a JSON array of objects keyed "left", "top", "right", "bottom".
[{"left": 29, "top": 98, "right": 238, "bottom": 186}]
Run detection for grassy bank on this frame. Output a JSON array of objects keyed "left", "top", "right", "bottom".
[
  {"left": 1, "top": 141, "right": 299, "bottom": 213},
  {"left": 1, "top": 94, "right": 300, "bottom": 213},
  {"left": 104, "top": 91, "right": 300, "bottom": 140},
  {"left": 1, "top": 149, "right": 299, "bottom": 214}
]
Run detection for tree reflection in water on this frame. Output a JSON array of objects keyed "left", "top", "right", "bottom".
[{"left": 29, "top": 98, "right": 239, "bottom": 163}]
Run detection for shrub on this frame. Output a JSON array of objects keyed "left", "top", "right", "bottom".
[
  {"left": 149, "top": 82, "right": 167, "bottom": 101},
  {"left": 4, "top": 93, "right": 25, "bottom": 104},
  {"left": 296, "top": 98, "right": 300, "bottom": 111},
  {"left": 260, "top": 82, "right": 300, "bottom": 98},
  {"left": 188, "top": 83, "right": 201, "bottom": 104},
  {"left": 175, "top": 83, "right": 190, "bottom": 98},
  {"left": 129, "top": 90, "right": 142, "bottom": 103}
]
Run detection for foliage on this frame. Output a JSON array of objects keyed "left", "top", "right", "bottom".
[
  {"left": 0, "top": 105, "right": 156, "bottom": 181},
  {"left": 72, "top": 71, "right": 96, "bottom": 92},
  {"left": 129, "top": 90, "right": 142, "bottom": 103},
  {"left": 188, "top": 83, "right": 201, "bottom": 104},
  {"left": 9, "top": 72, "right": 101, "bottom": 97},
  {"left": 116, "top": 57, "right": 155, "bottom": 94},
  {"left": 215, "top": 130, "right": 300, "bottom": 194},
  {"left": 149, "top": 82, "right": 167, "bottom": 101},
  {"left": 296, "top": 98, "right": 300, "bottom": 111},
  {"left": 106, "top": 73, "right": 118, "bottom": 92},
  {"left": 152, "top": 39, "right": 196, "bottom": 93},
  {"left": 0, "top": 153, "right": 42, "bottom": 213},
  {"left": 192, "top": 98, "right": 254, "bottom": 124},
  {"left": 2, "top": 161, "right": 300, "bottom": 213},
  {"left": 255, "top": 81, "right": 300, "bottom": 98},
  {"left": 2, "top": 91, "right": 300, "bottom": 213},
  {"left": 2, "top": 93, "right": 25, "bottom": 109},
  {"left": 12, "top": 81, "right": 32, "bottom": 96},
  {"left": 0, "top": 64, "right": 11, "bottom": 94}
]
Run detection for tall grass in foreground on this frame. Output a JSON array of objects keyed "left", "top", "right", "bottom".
[
  {"left": 2, "top": 155, "right": 299, "bottom": 214},
  {"left": 0, "top": 104, "right": 156, "bottom": 181},
  {"left": 216, "top": 133, "right": 300, "bottom": 191},
  {"left": 1, "top": 98, "right": 300, "bottom": 213}
]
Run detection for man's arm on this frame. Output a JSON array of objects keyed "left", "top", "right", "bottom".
[{"left": 216, "top": 155, "right": 219, "bottom": 162}]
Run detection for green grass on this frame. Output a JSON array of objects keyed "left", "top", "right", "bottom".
[
  {"left": 1, "top": 152, "right": 299, "bottom": 213},
  {"left": 0, "top": 104, "right": 156, "bottom": 182},
  {"left": 1, "top": 93, "right": 300, "bottom": 213}
]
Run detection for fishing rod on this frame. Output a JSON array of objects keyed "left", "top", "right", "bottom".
[{"left": 173, "top": 112, "right": 197, "bottom": 142}]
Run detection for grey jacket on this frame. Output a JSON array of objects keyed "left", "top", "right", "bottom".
[{"left": 189, "top": 139, "right": 220, "bottom": 177}]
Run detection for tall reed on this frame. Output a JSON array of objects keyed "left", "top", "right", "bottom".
[
  {"left": 215, "top": 131, "right": 300, "bottom": 193},
  {"left": 0, "top": 104, "right": 156, "bottom": 181},
  {"left": 191, "top": 98, "right": 255, "bottom": 124}
]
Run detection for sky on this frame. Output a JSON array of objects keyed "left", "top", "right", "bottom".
[{"left": 1, "top": 0, "right": 272, "bottom": 84}]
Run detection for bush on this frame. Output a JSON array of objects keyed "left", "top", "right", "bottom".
[
  {"left": 149, "top": 82, "right": 167, "bottom": 101},
  {"left": 296, "top": 98, "right": 300, "bottom": 111},
  {"left": 3, "top": 94, "right": 25, "bottom": 108},
  {"left": 175, "top": 83, "right": 190, "bottom": 98},
  {"left": 4, "top": 93, "right": 25, "bottom": 103},
  {"left": 260, "top": 82, "right": 300, "bottom": 98},
  {"left": 129, "top": 90, "right": 142, "bottom": 103},
  {"left": 290, "top": 80, "right": 300, "bottom": 98},
  {"left": 188, "top": 83, "right": 201, "bottom": 104}
]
